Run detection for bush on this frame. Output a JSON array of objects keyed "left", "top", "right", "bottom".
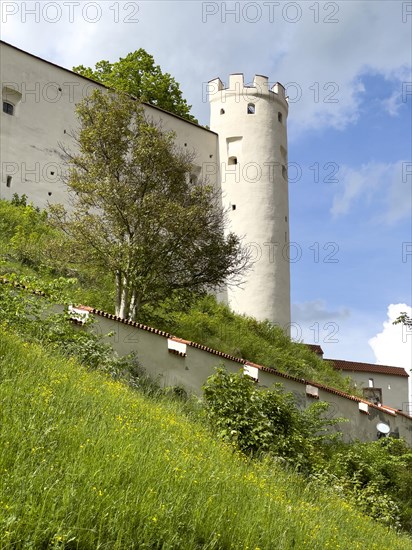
[
  {"left": 203, "top": 367, "right": 344, "bottom": 471},
  {"left": 318, "top": 438, "right": 412, "bottom": 531}
]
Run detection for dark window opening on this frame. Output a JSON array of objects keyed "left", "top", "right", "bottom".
[
  {"left": 6, "top": 176, "right": 12, "bottom": 188},
  {"left": 50, "top": 171, "right": 55, "bottom": 176},
  {"left": 247, "top": 103, "right": 255, "bottom": 114},
  {"left": 220, "top": 108, "right": 225, "bottom": 115},
  {"left": 228, "top": 156, "right": 237, "bottom": 165},
  {"left": 48, "top": 192, "right": 52, "bottom": 196},
  {"left": 282, "top": 165, "right": 287, "bottom": 179},
  {"left": 232, "top": 204, "right": 236, "bottom": 211},
  {"left": 278, "top": 111, "right": 283, "bottom": 123},
  {"left": 363, "top": 387, "right": 382, "bottom": 406},
  {"left": 3, "top": 101, "right": 14, "bottom": 115}
]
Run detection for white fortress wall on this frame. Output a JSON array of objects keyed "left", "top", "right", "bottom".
[{"left": 0, "top": 41, "right": 219, "bottom": 208}]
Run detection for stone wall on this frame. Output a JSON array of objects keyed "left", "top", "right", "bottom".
[{"left": 83, "top": 309, "right": 412, "bottom": 446}]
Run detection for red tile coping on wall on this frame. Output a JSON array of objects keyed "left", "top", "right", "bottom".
[
  {"left": 90, "top": 308, "right": 173, "bottom": 338},
  {"left": 54, "top": 306, "right": 412, "bottom": 420},
  {"left": 170, "top": 337, "right": 191, "bottom": 345},
  {"left": 74, "top": 305, "right": 94, "bottom": 312},
  {"left": 325, "top": 358, "right": 409, "bottom": 378},
  {"left": 0, "top": 282, "right": 409, "bottom": 422}
]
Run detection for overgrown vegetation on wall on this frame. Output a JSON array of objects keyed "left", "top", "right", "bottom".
[{"left": 0, "top": 197, "right": 356, "bottom": 393}]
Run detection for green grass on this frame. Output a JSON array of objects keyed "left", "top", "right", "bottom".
[
  {"left": 0, "top": 197, "right": 357, "bottom": 394},
  {"left": 140, "top": 296, "right": 359, "bottom": 394},
  {"left": 1, "top": 328, "right": 410, "bottom": 549}
]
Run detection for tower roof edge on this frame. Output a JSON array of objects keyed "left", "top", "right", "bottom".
[{"left": 208, "top": 74, "right": 288, "bottom": 105}]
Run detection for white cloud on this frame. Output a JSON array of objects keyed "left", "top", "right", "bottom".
[
  {"left": 1, "top": 1, "right": 410, "bottom": 132},
  {"left": 369, "top": 304, "right": 412, "bottom": 403},
  {"left": 382, "top": 90, "right": 405, "bottom": 117},
  {"left": 331, "top": 161, "right": 412, "bottom": 222},
  {"left": 369, "top": 304, "right": 412, "bottom": 369},
  {"left": 292, "top": 299, "right": 350, "bottom": 323},
  {"left": 291, "top": 301, "right": 388, "bottom": 364},
  {"left": 291, "top": 299, "right": 352, "bottom": 355},
  {"left": 273, "top": 1, "right": 411, "bottom": 135}
]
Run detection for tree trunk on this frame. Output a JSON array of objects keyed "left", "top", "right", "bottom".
[
  {"left": 115, "top": 271, "right": 131, "bottom": 319},
  {"left": 115, "top": 270, "right": 122, "bottom": 316},
  {"left": 129, "top": 290, "right": 141, "bottom": 322}
]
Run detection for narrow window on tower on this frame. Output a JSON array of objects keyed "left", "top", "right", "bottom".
[
  {"left": 6, "top": 176, "right": 12, "bottom": 188},
  {"left": 247, "top": 103, "right": 255, "bottom": 114},
  {"left": 278, "top": 111, "right": 283, "bottom": 123},
  {"left": 228, "top": 156, "right": 237, "bottom": 165},
  {"left": 220, "top": 108, "right": 225, "bottom": 115},
  {"left": 282, "top": 165, "right": 287, "bottom": 179}
]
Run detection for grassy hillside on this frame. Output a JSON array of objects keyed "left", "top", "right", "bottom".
[
  {"left": 1, "top": 328, "right": 410, "bottom": 549},
  {"left": 0, "top": 196, "right": 356, "bottom": 394}
]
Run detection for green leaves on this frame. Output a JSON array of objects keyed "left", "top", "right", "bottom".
[
  {"left": 203, "top": 367, "right": 343, "bottom": 470},
  {"left": 320, "top": 438, "right": 412, "bottom": 531},
  {"left": 73, "top": 49, "right": 197, "bottom": 123},
  {"left": 55, "top": 91, "right": 250, "bottom": 320}
]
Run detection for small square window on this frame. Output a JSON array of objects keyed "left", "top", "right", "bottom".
[
  {"left": 3, "top": 101, "right": 14, "bottom": 115},
  {"left": 247, "top": 103, "right": 255, "bottom": 114}
]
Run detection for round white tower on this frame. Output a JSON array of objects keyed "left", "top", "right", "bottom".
[{"left": 209, "top": 73, "right": 291, "bottom": 331}]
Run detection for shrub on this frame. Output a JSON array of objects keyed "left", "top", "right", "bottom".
[
  {"left": 319, "top": 438, "right": 412, "bottom": 531},
  {"left": 202, "top": 367, "right": 344, "bottom": 471}
]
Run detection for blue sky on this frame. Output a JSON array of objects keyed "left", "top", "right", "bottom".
[{"left": 2, "top": 1, "right": 411, "bottom": 385}]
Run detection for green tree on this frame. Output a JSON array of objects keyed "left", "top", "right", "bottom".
[
  {"left": 51, "top": 90, "right": 250, "bottom": 321},
  {"left": 73, "top": 49, "right": 197, "bottom": 122},
  {"left": 393, "top": 312, "right": 412, "bottom": 326}
]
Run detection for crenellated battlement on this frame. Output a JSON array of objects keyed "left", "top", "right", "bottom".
[{"left": 208, "top": 73, "right": 288, "bottom": 104}]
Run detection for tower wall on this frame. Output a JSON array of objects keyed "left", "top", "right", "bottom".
[{"left": 209, "top": 74, "right": 291, "bottom": 331}]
